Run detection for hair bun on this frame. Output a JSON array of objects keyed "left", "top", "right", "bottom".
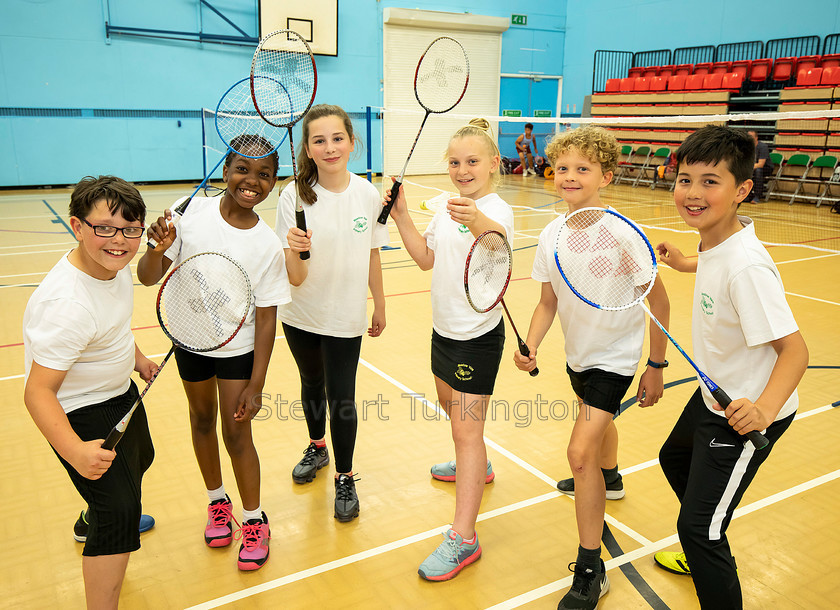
[{"left": 467, "top": 117, "right": 491, "bottom": 132}]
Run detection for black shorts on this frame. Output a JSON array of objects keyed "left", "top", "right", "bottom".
[
  {"left": 431, "top": 319, "right": 505, "bottom": 395},
  {"left": 56, "top": 381, "right": 155, "bottom": 556},
  {"left": 566, "top": 364, "right": 634, "bottom": 415},
  {"left": 174, "top": 347, "right": 254, "bottom": 382}
]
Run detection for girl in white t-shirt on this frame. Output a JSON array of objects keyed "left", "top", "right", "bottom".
[
  {"left": 276, "top": 104, "right": 387, "bottom": 524},
  {"left": 138, "top": 135, "right": 290, "bottom": 572},
  {"left": 384, "top": 118, "right": 514, "bottom": 581}
]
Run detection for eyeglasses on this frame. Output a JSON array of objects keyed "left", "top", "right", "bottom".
[{"left": 80, "top": 217, "right": 145, "bottom": 239}]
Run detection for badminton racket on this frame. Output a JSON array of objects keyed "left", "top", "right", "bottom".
[
  {"left": 101, "top": 252, "right": 252, "bottom": 450},
  {"left": 378, "top": 36, "right": 469, "bottom": 224},
  {"left": 250, "top": 29, "right": 317, "bottom": 260},
  {"left": 465, "top": 230, "right": 539, "bottom": 377},
  {"left": 147, "top": 77, "right": 287, "bottom": 248},
  {"left": 553, "top": 207, "right": 768, "bottom": 449}
]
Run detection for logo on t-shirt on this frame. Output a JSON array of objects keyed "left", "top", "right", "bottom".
[
  {"left": 353, "top": 216, "right": 369, "bottom": 233},
  {"left": 455, "top": 363, "right": 474, "bottom": 381},
  {"left": 701, "top": 292, "right": 714, "bottom": 316},
  {"left": 458, "top": 224, "right": 470, "bottom": 233}
]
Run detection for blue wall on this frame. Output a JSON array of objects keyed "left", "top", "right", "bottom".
[
  {"left": 561, "top": 0, "right": 840, "bottom": 117},
  {"left": 0, "top": 0, "right": 564, "bottom": 187}
]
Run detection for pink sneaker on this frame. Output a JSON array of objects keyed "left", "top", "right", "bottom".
[
  {"left": 236, "top": 512, "right": 270, "bottom": 571},
  {"left": 205, "top": 496, "right": 236, "bottom": 547}
]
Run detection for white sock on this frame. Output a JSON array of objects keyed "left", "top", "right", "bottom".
[
  {"left": 207, "top": 485, "right": 226, "bottom": 502},
  {"left": 243, "top": 506, "right": 263, "bottom": 522}
]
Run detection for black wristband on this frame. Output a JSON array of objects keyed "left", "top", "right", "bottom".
[{"left": 646, "top": 358, "right": 669, "bottom": 369}]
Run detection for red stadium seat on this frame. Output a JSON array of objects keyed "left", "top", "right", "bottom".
[
  {"left": 822, "top": 66, "right": 840, "bottom": 86},
  {"left": 685, "top": 73, "right": 705, "bottom": 90},
  {"left": 796, "top": 67, "right": 823, "bottom": 87},
  {"left": 629, "top": 66, "right": 645, "bottom": 78},
  {"left": 667, "top": 74, "right": 687, "bottom": 91},
  {"left": 731, "top": 60, "right": 752, "bottom": 80},
  {"left": 650, "top": 75, "right": 667, "bottom": 91},
  {"left": 796, "top": 55, "right": 820, "bottom": 73},
  {"left": 711, "top": 61, "right": 732, "bottom": 74},
  {"left": 693, "top": 62, "right": 712, "bottom": 76},
  {"left": 750, "top": 58, "right": 772, "bottom": 83},
  {"left": 703, "top": 72, "right": 723, "bottom": 89},
  {"left": 619, "top": 77, "right": 635, "bottom": 92},
  {"left": 722, "top": 72, "right": 744, "bottom": 91},
  {"left": 605, "top": 78, "right": 621, "bottom": 92},
  {"left": 772, "top": 57, "right": 796, "bottom": 83},
  {"left": 642, "top": 66, "right": 658, "bottom": 78},
  {"left": 634, "top": 76, "right": 651, "bottom": 91},
  {"left": 821, "top": 54, "right": 840, "bottom": 69},
  {"left": 658, "top": 65, "right": 675, "bottom": 79},
  {"left": 674, "top": 64, "right": 693, "bottom": 76}
]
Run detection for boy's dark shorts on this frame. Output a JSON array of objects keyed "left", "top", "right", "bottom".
[
  {"left": 566, "top": 364, "right": 634, "bottom": 415},
  {"left": 174, "top": 347, "right": 254, "bottom": 382},
  {"left": 56, "top": 381, "right": 154, "bottom": 556},
  {"left": 432, "top": 319, "right": 505, "bottom": 396}
]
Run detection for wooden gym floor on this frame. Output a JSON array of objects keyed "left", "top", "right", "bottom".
[{"left": 0, "top": 173, "right": 838, "bottom": 609}]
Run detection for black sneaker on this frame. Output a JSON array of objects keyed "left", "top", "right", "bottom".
[
  {"left": 334, "top": 474, "right": 360, "bottom": 522},
  {"left": 74, "top": 509, "right": 155, "bottom": 542},
  {"left": 557, "top": 559, "right": 609, "bottom": 609},
  {"left": 292, "top": 442, "right": 330, "bottom": 484},
  {"left": 556, "top": 473, "right": 625, "bottom": 500}
]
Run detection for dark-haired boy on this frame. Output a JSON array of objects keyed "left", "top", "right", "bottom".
[
  {"left": 655, "top": 126, "right": 808, "bottom": 608},
  {"left": 23, "top": 175, "right": 157, "bottom": 608}
]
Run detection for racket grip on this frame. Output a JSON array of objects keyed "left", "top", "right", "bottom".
[
  {"left": 100, "top": 427, "right": 123, "bottom": 452},
  {"left": 295, "top": 208, "right": 310, "bottom": 261},
  {"left": 711, "top": 387, "right": 770, "bottom": 450},
  {"left": 518, "top": 340, "right": 540, "bottom": 377},
  {"left": 147, "top": 206, "right": 184, "bottom": 249},
  {"left": 378, "top": 180, "right": 402, "bottom": 224}
]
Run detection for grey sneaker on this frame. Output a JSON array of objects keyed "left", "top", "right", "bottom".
[
  {"left": 557, "top": 558, "right": 609, "bottom": 609},
  {"left": 292, "top": 442, "right": 329, "bottom": 484},
  {"left": 556, "top": 473, "right": 625, "bottom": 500},
  {"left": 334, "top": 474, "right": 360, "bottom": 522},
  {"left": 430, "top": 460, "right": 495, "bottom": 483}
]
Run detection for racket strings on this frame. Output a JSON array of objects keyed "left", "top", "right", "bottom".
[
  {"left": 251, "top": 32, "right": 316, "bottom": 127},
  {"left": 215, "top": 78, "right": 287, "bottom": 157},
  {"left": 159, "top": 254, "right": 251, "bottom": 352},
  {"left": 416, "top": 38, "right": 469, "bottom": 113},
  {"left": 465, "top": 233, "right": 512, "bottom": 313},
  {"left": 555, "top": 209, "right": 656, "bottom": 310}
]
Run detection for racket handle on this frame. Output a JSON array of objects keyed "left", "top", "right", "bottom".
[
  {"left": 378, "top": 180, "right": 402, "bottom": 224},
  {"left": 518, "top": 339, "right": 540, "bottom": 377},
  {"left": 711, "top": 387, "right": 769, "bottom": 450},
  {"left": 147, "top": 205, "right": 185, "bottom": 249},
  {"left": 101, "top": 426, "right": 124, "bottom": 452},
  {"left": 295, "top": 208, "right": 310, "bottom": 261}
]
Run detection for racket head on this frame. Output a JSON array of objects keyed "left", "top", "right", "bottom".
[
  {"left": 553, "top": 207, "right": 657, "bottom": 311},
  {"left": 215, "top": 77, "right": 287, "bottom": 159},
  {"left": 250, "top": 29, "right": 317, "bottom": 128},
  {"left": 464, "top": 230, "right": 513, "bottom": 313},
  {"left": 415, "top": 36, "right": 469, "bottom": 114},
  {"left": 156, "top": 252, "right": 252, "bottom": 352}
]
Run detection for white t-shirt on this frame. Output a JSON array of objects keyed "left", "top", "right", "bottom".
[
  {"left": 275, "top": 173, "right": 389, "bottom": 337},
  {"left": 165, "top": 196, "right": 291, "bottom": 357},
  {"left": 424, "top": 193, "right": 515, "bottom": 340},
  {"left": 693, "top": 217, "right": 799, "bottom": 421},
  {"left": 23, "top": 253, "right": 135, "bottom": 413},
  {"left": 532, "top": 212, "right": 646, "bottom": 376}
]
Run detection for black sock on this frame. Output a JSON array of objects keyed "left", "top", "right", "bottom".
[
  {"left": 576, "top": 544, "right": 601, "bottom": 571},
  {"left": 601, "top": 466, "right": 620, "bottom": 484}
]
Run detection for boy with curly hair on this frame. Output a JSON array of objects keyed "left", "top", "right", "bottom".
[{"left": 514, "top": 125, "right": 670, "bottom": 609}]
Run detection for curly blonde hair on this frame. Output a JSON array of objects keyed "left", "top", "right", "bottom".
[
  {"left": 448, "top": 117, "right": 501, "bottom": 186},
  {"left": 544, "top": 125, "right": 620, "bottom": 175}
]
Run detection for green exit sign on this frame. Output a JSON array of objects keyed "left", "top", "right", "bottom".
[
  {"left": 534, "top": 110, "right": 552, "bottom": 117},
  {"left": 502, "top": 109, "right": 522, "bottom": 117},
  {"left": 511, "top": 14, "right": 527, "bottom": 25}
]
